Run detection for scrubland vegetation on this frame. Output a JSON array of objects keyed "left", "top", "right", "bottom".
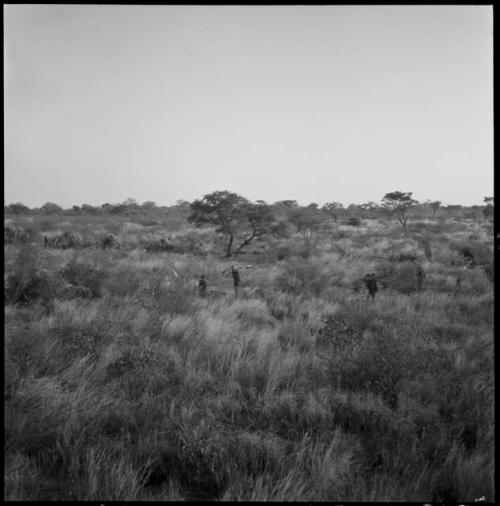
[{"left": 4, "top": 197, "right": 494, "bottom": 501}]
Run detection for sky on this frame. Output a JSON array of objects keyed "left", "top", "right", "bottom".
[{"left": 4, "top": 5, "right": 493, "bottom": 208}]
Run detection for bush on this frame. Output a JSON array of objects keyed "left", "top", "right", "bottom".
[
  {"left": 275, "top": 260, "right": 330, "bottom": 297},
  {"left": 346, "top": 217, "right": 361, "bottom": 227},
  {"left": 276, "top": 244, "right": 292, "bottom": 261},
  {"left": 377, "top": 260, "right": 423, "bottom": 294},
  {"left": 60, "top": 259, "right": 105, "bottom": 298},
  {"left": 170, "top": 231, "right": 210, "bottom": 256},
  {"left": 46, "top": 231, "right": 82, "bottom": 249},
  {"left": 330, "top": 330, "right": 407, "bottom": 409},
  {"left": 266, "top": 292, "right": 295, "bottom": 321},
  {"left": 4, "top": 225, "right": 35, "bottom": 244},
  {"left": 5, "top": 248, "right": 61, "bottom": 306}
]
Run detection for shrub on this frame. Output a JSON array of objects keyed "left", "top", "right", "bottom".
[
  {"left": 275, "top": 260, "right": 330, "bottom": 297},
  {"left": 60, "top": 259, "right": 105, "bottom": 298},
  {"left": 266, "top": 292, "right": 295, "bottom": 321},
  {"left": 277, "top": 322, "right": 312, "bottom": 352},
  {"left": 347, "top": 217, "right": 361, "bottom": 227},
  {"left": 324, "top": 325, "right": 409, "bottom": 409},
  {"left": 415, "top": 235, "right": 433, "bottom": 260},
  {"left": 276, "top": 244, "right": 292, "bottom": 261},
  {"left": 46, "top": 231, "right": 82, "bottom": 249},
  {"left": 4, "top": 225, "right": 35, "bottom": 244},
  {"left": 5, "top": 247, "right": 61, "bottom": 307},
  {"left": 143, "top": 238, "right": 174, "bottom": 253},
  {"left": 170, "top": 231, "right": 210, "bottom": 256},
  {"left": 377, "top": 260, "right": 423, "bottom": 294}
]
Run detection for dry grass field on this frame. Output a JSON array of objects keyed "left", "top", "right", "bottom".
[{"left": 4, "top": 204, "right": 494, "bottom": 501}]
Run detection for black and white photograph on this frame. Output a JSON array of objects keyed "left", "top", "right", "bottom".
[{"left": 4, "top": 4, "right": 494, "bottom": 502}]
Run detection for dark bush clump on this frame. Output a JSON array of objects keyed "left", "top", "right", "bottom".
[
  {"left": 60, "top": 259, "right": 106, "bottom": 299},
  {"left": 347, "top": 217, "right": 361, "bottom": 227},
  {"left": 5, "top": 247, "right": 60, "bottom": 306}
]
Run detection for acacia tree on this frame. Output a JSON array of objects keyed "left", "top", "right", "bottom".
[
  {"left": 41, "top": 202, "right": 63, "bottom": 214},
  {"left": 287, "top": 206, "right": 326, "bottom": 246},
  {"left": 359, "top": 201, "right": 381, "bottom": 218},
  {"left": 321, "top": 201, "right": 344, "bottom": 222},
  {"left": 189, "top": 191, "right": 275, "bottom": 257},
  {"left": 5, "top": 202, "right": 30, "bottom": 215},
  {"left": 381, "top": 191, "right": 418, "bottom": 234},
  {"left": 233, "top": 201, "right": 275, "bottom": 255}
]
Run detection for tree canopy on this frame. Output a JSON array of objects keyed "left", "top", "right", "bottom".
[
  {"left": 189, "top": 191, "right": 275, "bottom": 256},
  {"left": 381, "top": 191, "right": 418, "bottom": 233}
]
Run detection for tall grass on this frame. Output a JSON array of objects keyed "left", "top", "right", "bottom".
[{"left": 4, "top": 212, "right": 494, "bottom": 501}]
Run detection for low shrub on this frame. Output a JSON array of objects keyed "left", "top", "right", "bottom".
[
  {"left": 346, "top": 217, "right": 361, "bottom": 227},
  {"left": 5, "top": 247, "right": 61, "bottom": 307},
  {"left": 60, "top": 259, "right": 105, "bottom": 298}
]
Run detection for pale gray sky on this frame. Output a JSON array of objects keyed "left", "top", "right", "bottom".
[{"left": 4, "top": 5, "right": 493, "bottom": 208}]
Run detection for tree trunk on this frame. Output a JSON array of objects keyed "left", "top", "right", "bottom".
[
  {"left": 225, "top": 234, "right": 234, "bottom": 257},
  {"left": 234, "top": 233, "right": 257, "bottom": 255}
]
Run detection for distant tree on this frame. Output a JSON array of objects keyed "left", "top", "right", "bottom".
[
  {"left": 78, "top": 204, "right": 99, "bottom": 214},
  {"left": 429, "top": 200, "right": 441, "bottom": 218},
  {"left": 359, "top": 201, "right": 379, "bottom": 210},
  {"left": 5, "top": 202, "right": 30, "bottom": 215},
  {"left": 381, "top": 191, "right": 418, "bottom": 234},
  {"left": 232, "top": 201, "right": 275, "bottom": 255},
  {"left": 288, "top": 206, "right": 326, "bottom": 246},
  {"left": 483, "top": 196, "right": 493, "bottom": 219},
  {"left": 41, "top": 202, "right": 63, "bottom": 215},
  {"left": 142, "top": 200, "right": 157, "bottom": 210},
  {"left": 321, "top": 201, "right": 344, "bottom": 222},
  {"left": 72, "top": 205, "right": 81, "bottom": 213},
  {"left": 274, "top": 200, "right": 298, "bottom": 209},
  {"left": 109, "top": 204, "right": 127, "bottom": 214},
  {"left": 307, "top": 203, "right": 319, "bottom": 210},
  {"left": 347, "top": 216, "right": 361, "bottom": 227},
  {"left": 123, "top": 197, "right": 138, "bottom": 206},
  {"left": 189, "top": 191, "right": 275, "bottom": 257},
  {"left": 121, "top": 198, "right": 139, "bottom": 213},
  {"left": 359, "top": 201, "right": 381, "bottom": 217},
  {"left": 270, "top": 220, "right": 292, "bottom": 238},
  {"left": 175, "top": 199, "right": 191, "bottom": 210}
]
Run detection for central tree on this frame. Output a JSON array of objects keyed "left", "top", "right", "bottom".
[
  {"left": 189, "top": 191, "right": 274, "bottom": 257},
  {"left": 381, "top": 191, "right": 418, "bottom": 235}
]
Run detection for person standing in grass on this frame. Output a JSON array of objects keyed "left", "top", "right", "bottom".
[
  {"left": 362, "top": 273, "right": 378, "bottom": 300},
  {"left": 198, "top": 275, "right": 207, "bottom": 297},
  {"left": 231, "top": 266, "right": 240, "bottom": 295}
]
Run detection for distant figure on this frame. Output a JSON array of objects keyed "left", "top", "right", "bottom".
[
  {"left": 198, "top": 275, "right": 207, "bottom": 297},
  {"left": 362, "top": 273, "right": 378, "bottom": 300},
  {"left": 231, "top": 266, "right": 240, "bottom": 295},
  {"left": 44, "top": 235, "right": 48, "bottom": 248},
  {"left": 416, "top": 265, "right": 425, "bottom": 290},
  {"left": 102, "top": 234, "right": 119, "bottom": 250}
]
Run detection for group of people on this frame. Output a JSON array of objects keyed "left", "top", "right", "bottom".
[
  {"left": 199, "top": 262, "right": 426, "bottom": 300},
  {"left": 198, "top": 265, "right": 240, "bottom": 297}
]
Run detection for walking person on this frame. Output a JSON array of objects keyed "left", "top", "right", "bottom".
[{"left": 231, "top": 266, "right": 240, "bottom": 295}]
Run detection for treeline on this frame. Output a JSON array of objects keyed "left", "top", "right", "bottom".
[
  {"left": 4, "top": 196, "right": 493, "bottom": 219},
  {"left": 4, "top": 199, "right": 187, "bottom": 216}
]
